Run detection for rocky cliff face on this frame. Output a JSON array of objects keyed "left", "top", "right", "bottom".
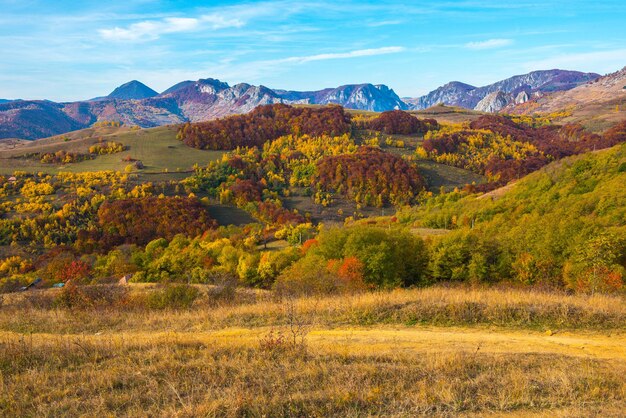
[
  {"left": 410, "top": 70, "right": 599, "bottom": 110},
  {"left": 474, "top": 91, "right": 513, "bottom": 113},
  {"left": 276, "top": 84, "right": 407, "bottom": 111},
  {"left": 515, "top": 91, "right": 530, "bottom": 104},
  {"left": 409, "top": 82, "right": 476, "bottom": 109}
]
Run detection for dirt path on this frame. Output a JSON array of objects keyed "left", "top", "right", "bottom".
[
  {"left": 309, "top": 326, "right": 626, "bottom": 360},
  {"left": 3, "top": 326, "right": 624, "bottom": 361}
]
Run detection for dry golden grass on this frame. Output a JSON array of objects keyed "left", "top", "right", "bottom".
[{"left": 1, "top": 286, "right": 625, "bottom": 416}]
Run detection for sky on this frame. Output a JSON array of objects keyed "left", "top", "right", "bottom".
[{"left": 1, "top": 0, "right": 625, "bottom": 102}]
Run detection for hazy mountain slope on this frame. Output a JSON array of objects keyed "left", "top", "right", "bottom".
[
  {"left": 0, "top": 100, "right": 86, "bottom": 140},
  {"left": 0, "top": 69, "right": 607, "bottom": 139},
  {"left": 107, "top": 80, "right": 159, "bottom": 100},
  {"left": 408, "top": 82, "right": 476, "bottom": 110}
]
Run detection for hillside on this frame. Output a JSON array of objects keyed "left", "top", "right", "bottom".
[
  {"left": 510, "top": 66, "right": 626, "bottom": 131},
  {"left": 0, "top": 125, "right": 225, "bottom": 177},
  {"left": 401, "top": 142, "right": 626, "bottom": 291}
]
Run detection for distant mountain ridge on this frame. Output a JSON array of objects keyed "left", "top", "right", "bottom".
[
  {"left": 0, "top": 68, "right": 604, "bottom": 140},
  {"left": 511, "top": 66, "right": 626, "bottom": 113},
  {"left": 107, "top": 80, "right": 159, "bottom": 100},
  {"left": 0, "top": 79, "right": 407, "bottom": 139},
  {"left": 410, "top": 70, "right": 600, "bottom": 111}
]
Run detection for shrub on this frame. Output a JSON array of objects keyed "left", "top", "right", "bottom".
[
  {"left": 53, "top": 283, "right": 129, "bottom": 309},
  {"left": 314, "top": 226, "right": 430, "bottom": 288},
  {"left": 0, "top": 276, "right": 30, "bottom": 293},
  {"left": 146, "top": 284, "right": 200, "bottom": 310},
  {"left": 273, "top": 255, "right": 342, "bottom": 297}
]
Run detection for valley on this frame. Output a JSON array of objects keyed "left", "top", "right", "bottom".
[{"left": 1, "top": 60, "right": 625, "bottom": 418}]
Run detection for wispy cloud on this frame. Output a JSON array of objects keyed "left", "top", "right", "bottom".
[
  {"left": 99, "top": 14, "right": 245, "bottom": 41},
  {"left": 277, "top": 46, "right": 406, "bottom": 64},
  {"left": 465, "top": 38, "right": 513, "bottom": 50},
  {"left": 367, "top": 20, "right": 404, "bottom": 27}
]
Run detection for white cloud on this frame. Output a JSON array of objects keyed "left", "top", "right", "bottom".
[
  {"left": 367, "top": 20, "right": 404, "bottom": 27},
  {"left": 278, "top": 46, "right": 406, "bottom": 64},
  {"left": 465, "top": 38, "right": 513, "bottom": 50},
  {"left": 99, "top": 13, "right": 245, "bottom": 41}
]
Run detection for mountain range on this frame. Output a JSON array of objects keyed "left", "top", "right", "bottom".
[
  {"left": 0, "top": 69, "right": 604, "bottom": 140},
  {"left": 405, "top": 69, "right": 600, "bottom": 111},
  {"left": 0, "top": 80, "right": 409, "bottom": 140},
  {"left": 511, "top": 66, "right": 626, "bottom": 113}
]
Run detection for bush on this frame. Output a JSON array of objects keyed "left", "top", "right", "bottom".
[
  {"left": 273, "top": 255, "right": 342, "bottom": 297},
  {"left": 313, "top": 226, "right": 430, "bottom": 288},
  {"left": 0, "top": 276, "right": 30, "bottom": 293},
  {"left": 146, "top": 284, "right": 200, "bottom": 310},
  {"left": 53, "top": 283, "right": 129, "bottom": 309}
]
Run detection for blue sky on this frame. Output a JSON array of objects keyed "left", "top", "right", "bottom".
[{"left": 1, "top": 0, "right": 625, "bottom": 101}]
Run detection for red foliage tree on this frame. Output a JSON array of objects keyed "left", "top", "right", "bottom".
[
  {"left": 178, "top": 104, "right": 352, "bottom": 150},
  {"left": 315, "top": 147, "right": 425, "bottom": 206},
  {"left": 96, "top": 196, "right": 218, "bottom": 247},
  {"left": 365, "top": 110, "right": 438, "bottom": 135}
]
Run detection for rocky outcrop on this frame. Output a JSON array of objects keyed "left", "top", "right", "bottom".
[
  {"left": 474, "top": 91, "right": 512, "bottom": 113},
  {"left": 515, "top": 91, "right": 530, "bottom": 104},
  {"left": 276, "top": 84, "right": 407, "bottom": 111},
  {"left": 409, "top": 81, "right": 476, "bottom": 110}
]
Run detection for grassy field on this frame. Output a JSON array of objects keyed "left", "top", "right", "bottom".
[
  {"left": 415, "top": 159, "right": 486, "bottom": 192},
  {"left": 0, "top": 125, "right": 225, "bottom": 176},
  {"left": 411, "top": 104, "right": 488, "bottom": 124},
  {"left": 0, "top": 285, "right": 624, "bottom": 416}
]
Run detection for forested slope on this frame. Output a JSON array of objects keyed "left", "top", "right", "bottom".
[{"left": 401, "top": 143, "right": 626, "bottom": 291}]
